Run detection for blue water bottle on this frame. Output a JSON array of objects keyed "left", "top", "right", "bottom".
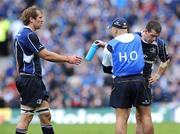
[{"left": 85, "top": 42, "right": 99, "bottom": 61}]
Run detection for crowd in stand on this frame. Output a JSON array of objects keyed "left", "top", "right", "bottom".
[{"left": 0, "top": 0, "right": 179, "bottom": 108}]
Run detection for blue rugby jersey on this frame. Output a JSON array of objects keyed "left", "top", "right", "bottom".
[
  {"left": 102, "top": 33, "right": 144, "bottom": 77},
  {"left": 13, "top": 26, "right": 45, "bottom": 77},
  {"left": 135, "top": 32, "right": 169, "bottom": 78}
]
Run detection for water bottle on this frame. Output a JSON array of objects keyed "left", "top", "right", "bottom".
[{"left": 85, "top": 42, "right": 99, "bottom": 61}]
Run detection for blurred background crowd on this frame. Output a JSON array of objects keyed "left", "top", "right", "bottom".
[{"left": 0, "top": 0, "right": 179, "bottom": 108}]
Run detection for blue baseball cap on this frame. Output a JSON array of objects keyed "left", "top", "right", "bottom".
[{"left": 109, "top": 18, "right": 128, "bottom": 29}]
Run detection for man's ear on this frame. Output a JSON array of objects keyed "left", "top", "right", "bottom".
[
  {"left": 115, "top": 30, "right": 117, "bottom": 34},
  {"left": 115, "top": 29, "right": 119, "bottom": 35},
  {"left": 144, "top": 29, "right": 150, "bottom": 33},
  {"left": 29, "top": 17, "right": 34, "bottom": 23}
]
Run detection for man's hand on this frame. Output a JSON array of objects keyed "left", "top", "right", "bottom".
[
  {"left": 149, "top": 60, "right": 170, "bottom": 84},
  {"left": 67, "top": 55, "right": 82, "bottom": 65},
  {"left": 149, "top": 74, "right": 160, "bottom": 84},
  {"left": 95, "top": 40, "right": 106, "bottom": 48}
]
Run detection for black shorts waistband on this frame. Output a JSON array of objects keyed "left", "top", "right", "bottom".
[
  {"left": 19, "top": 73, "right": 42, "bottom": 79},
  {"left": 115, "top": 74, "right": 142, "bottom": 78},
  {"left": 113, "top": 74, "right": 143, "bottom": 81}
]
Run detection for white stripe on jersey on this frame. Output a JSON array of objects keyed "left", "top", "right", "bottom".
[{"left": 27, "top": 33, "right": 39, "bottom": 52}]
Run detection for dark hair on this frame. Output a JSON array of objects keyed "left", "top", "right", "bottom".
[
  {"left": 145, "top": 20, "right": 162, "bottom": 34},
  {"left": 20, "top": 6, "right": 42, "bottom": 25}
]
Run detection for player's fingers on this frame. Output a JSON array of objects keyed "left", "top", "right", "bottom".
[
  {"left": 75, "top": 61, "right": 81, "bottom": 65},
  {"left": 148, "top": 78, "right": 153, "bottom": 84},
  {"left": 75, "top": 58, "right": 82, "bottom": 65},
  {"left": 76, "top": 56, "right": 82, "bottom": 60},
  {"left": 95, "top": 40, "right": 100, "bottom": 43},
  {"left": 76, "top": 57, "right": 82, "bottom": 62},
  {"left": 149, "top": 78, "right": 155, "bottom": 84}
]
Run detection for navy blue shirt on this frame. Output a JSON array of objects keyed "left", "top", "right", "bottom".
[
  {"left": 14, "top": 26, "right": 45, "bottom": 77},
  {"left": 135, "top": 32, "right": 169, "bottom": 78}
]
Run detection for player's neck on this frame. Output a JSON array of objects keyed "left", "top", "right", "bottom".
[{"left": 27, "top": 24, "right": 35, "bottom": 31}]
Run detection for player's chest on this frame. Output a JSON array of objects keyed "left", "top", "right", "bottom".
[{"left": 142, "top": 44, "right": 158, "bottom": 61}]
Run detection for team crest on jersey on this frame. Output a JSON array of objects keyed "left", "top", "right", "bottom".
[
  {"left": 37, "top": 99, "right": 42, "bottom": 104},
  {"left": 144, "top": 55, "right": 148, "bottom": 58},
  {"left": 150, "top": 48, "right": 156, "bottom": 53},
  {"left": 39, "top": 45, "right": 44, "bottom": 50}
]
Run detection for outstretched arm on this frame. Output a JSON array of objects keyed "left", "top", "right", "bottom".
[{"left": 38, "top": 48, "right": 82, "bottom": 65}]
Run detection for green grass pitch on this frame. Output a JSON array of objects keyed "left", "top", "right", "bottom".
[{"left": 1, "top": 123, "right": 180, "bottom": 134}]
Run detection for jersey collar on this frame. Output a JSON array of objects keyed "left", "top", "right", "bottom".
[{"left": 24, "top": 26, "right": 33, "bottom": 31}]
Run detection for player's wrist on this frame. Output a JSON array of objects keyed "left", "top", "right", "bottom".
[
  {"left": 154, "top": 73, "right": 160, "bottom": 80},
  {"left": 66, "top": 56, "right": 70, "bottom": 63}
]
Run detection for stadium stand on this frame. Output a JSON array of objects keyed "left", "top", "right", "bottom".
[{"left": 0, "top": 0, "right": 179, "bottom": 108}]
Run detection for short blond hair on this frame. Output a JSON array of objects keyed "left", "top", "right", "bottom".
[{"left": 20, "top": 6, "right": 42, "bottom": 25}]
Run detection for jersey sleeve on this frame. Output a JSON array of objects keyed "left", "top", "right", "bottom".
[
  {"left": 27, "top": 33, "right": 45, "bottom": 54},
  {"left": 102, "top": 44, "right": 112, "bottom": 67},
  {"left": 157, "top": 38, "right": 170, "bottom": 62},
  {"left": 102, "top": 38, "right": 119, "bottom": 67}
]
